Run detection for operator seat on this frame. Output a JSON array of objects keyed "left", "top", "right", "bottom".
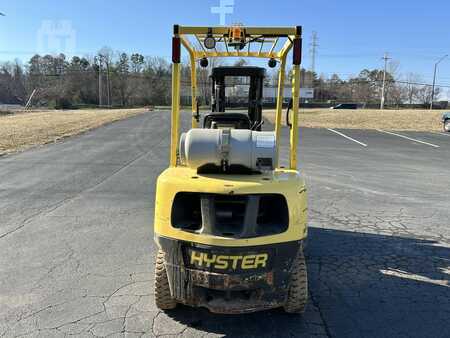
[{"left": 203, "top": 113, "right": 251, "bottom": 129}]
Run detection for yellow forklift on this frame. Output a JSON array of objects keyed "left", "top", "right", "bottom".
[{"left": 153, "top": 25, "right": 308, "bottom": 314}]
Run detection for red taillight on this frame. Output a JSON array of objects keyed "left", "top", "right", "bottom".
[
  {"left": 293, "top": 38, "right": 302, "bottom": 65},
  {"left": 172, "top": 37, "right": 181, "bottom": 63}
]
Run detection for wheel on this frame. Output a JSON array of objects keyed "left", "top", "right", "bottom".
[
  {"left": 154, "top": 250, "right": 177, "bottom": 310},
  {"left": 444, "top": 120, "right": 450, "bottom": 132},
  {"left": 284, "top": 246, "right": 308, "bottom": 314}
]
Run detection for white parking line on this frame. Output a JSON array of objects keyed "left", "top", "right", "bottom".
[
  {"left": 377, "top": 129, "right": 440, "bottom": 148},
  {"left": 327, "top": 128, "right": 368, "bottom": 147},
  {"left": 436, "top": 132, "right": 450, "bottom": 137}
]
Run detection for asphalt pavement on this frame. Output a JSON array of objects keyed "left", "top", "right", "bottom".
[{"left": 0, "top": 111, "right": 449, "bottom": 337}]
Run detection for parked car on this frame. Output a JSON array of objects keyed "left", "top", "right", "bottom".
[
  {"left": 331, "top": 103, "right": 358, "bottom": 109},
  {"left": 442, "top": 112, "right": 450, "bottom": 132}
]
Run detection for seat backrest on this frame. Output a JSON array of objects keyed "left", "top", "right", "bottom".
[{"left": 203, "top": 113, "right": 251, "bottom": 129}]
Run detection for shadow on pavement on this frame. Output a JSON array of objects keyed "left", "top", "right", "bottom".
[{"left": 164, "top": 227, "right": 450, "bottom": 338}]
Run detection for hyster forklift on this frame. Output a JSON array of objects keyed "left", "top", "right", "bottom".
[{"left": 153, "top": 25, "right": 308, "bottom": 314}]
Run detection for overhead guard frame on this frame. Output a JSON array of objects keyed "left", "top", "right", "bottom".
[{"left": 170, "top": 25, "right": 302, "bottom": 170}]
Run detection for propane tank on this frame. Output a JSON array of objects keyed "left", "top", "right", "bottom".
[{"left": 179, "top": 129, "right": 276, "bottom": 172}]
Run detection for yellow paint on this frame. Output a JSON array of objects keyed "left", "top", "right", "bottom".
[
  {"left": 180, "top": 37, "right": 198, "bottom": 128},
  {"left": 274, "top": 59, "right": 286, "bottom": 167},
  {"left": 170, "top": 63, "right": 180, "bottom": 167},
  {"left": 178, "top": 26, "right": 298, "bottom": 36},
  {"left": 154, "top": 167, "right": 307, "bottom": 247},
  {"left": 290, "top": 65, "right": 300, "bottom": 169},
  {"left": 193, "top": 51, "right": 279, "bottom": 59}
]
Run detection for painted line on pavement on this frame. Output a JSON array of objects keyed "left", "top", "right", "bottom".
[
  {"left": 327, "top": 128, "right": 368, "bottom": 147},
  {"left": 377, "top": 129, "right": 440, "bottom": 148}
]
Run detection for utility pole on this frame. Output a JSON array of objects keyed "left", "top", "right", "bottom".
[
  {"left": 97, "top": 57, "right": 102, "bottom": 107},
  {"left": 98, "top": 53, "right": 111, "bottom": 108},
  {"left": 309, "top": 31, "right": 318, "bottom": 75},
  {"left": 380, "top": 52, "right": 391, "bottom": 110},
  {"left": 105, "top": 60, "right": 111, "bottom": 108},
  {"left": 430, "top": 54, "right": 447, "bottom": 110}
]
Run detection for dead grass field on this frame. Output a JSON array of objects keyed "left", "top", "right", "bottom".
[
  {"left": 0, "top": 108, "right": 445, "bottom": 156},
  {"left": 264, "top": 108, "right": 445, "bottom": 132},
  {"left": 0, "top": 108, "right": 148, "bottom": 155}
]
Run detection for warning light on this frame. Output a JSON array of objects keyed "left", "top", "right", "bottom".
[{"left": 228, "top": 25, "right": 246, "bottom": 50}]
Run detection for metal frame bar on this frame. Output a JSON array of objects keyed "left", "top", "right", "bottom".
[
  {"left": 269, "top": 37, "right": 279, "bottom": 55},
  {"left": 258, "top": 39, "right": 265, "bottom": 53},
  {"left": 170, "top": 25, "right": 302, "bottom": 169},
  {"left": 178, "top": 26, "right": 297, "bottom": 35},
  {"left": 170, "top": 62, "right": 181, "bottom": 167},
  {"left": 180, "top": 37, "right": 199, "bottom": 129},
  {"left": 192, "top": 51, "right": 278, "bottom": 59},
  {"left": 290, "top": 64, "right": 300, "bottom": 169}
]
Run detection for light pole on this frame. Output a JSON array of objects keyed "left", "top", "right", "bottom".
[
  {"left": 430, "top": 54, "right": 448, "bottom": 110},
  {"left": 380, "top": 52, "right": 391, "bottom": 110}
]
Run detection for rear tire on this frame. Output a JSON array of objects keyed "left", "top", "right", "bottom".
[
  {"left": 154, "top": 250, "right": 177, "bottom": 310},
  {"left": 444, "top": 120, "right": 450, "bottom": 132},
  {"left": 284, "top": 246, "right": 308, "bottom": 314}
]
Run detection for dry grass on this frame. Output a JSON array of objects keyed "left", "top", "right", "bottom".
[
  {"left": 0, "top": 108, "right": 148, "bottom": 155},
  {"left": 264, "top": 108, "right": 445, "bottom": 131}
]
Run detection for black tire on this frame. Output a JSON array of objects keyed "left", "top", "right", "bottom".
[
  {"left": 444, "top": 120, "right": 450, "bottom": 132},
  {"left": 284, "top": 246, "right": 308, "bottom": 314},
  {"left": 154, "top": 250, "right": 177, "bottom": 310}
]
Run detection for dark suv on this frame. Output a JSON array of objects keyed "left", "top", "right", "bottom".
[{"left": 442, "top": 112, "right": 450, "bottom": 132}]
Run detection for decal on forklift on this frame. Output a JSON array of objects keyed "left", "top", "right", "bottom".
[
  {"left": 256, "top": 135, "right": 275, "bottom": 148},
  {"left": 189, "top": 250, "right": 269, "bottom": 270}
]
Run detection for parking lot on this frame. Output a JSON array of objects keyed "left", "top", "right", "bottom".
[{"left": 0, "top": 111, "right": 449, "bottom": 337}]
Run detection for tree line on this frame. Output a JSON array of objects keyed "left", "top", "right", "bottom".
[{"left": 0, "top": 50, "right": 444, "bottom": 109}]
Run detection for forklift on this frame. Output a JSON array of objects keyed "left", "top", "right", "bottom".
[{"left": 153, "top": 25, "right": 308, "bottom": 314}]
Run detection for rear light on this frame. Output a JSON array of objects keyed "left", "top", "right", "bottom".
[
  {"left": 172, "top": 37, "right": 181, "bottom": 63},
  {"left": 293, "top": 38, "right": 302, "bottom": 65}
]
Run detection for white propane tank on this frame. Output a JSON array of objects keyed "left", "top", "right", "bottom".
[{"left": 179, "top": 129, "right": 276, "bottom": 171}]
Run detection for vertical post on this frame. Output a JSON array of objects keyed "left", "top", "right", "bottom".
[
  {"left": 25, "top": 89, "right": 37, "bottom": 110},
  {"left": 170, "top": 34, "right": 181, "bottom": 167},
  {"left": 430, "top": 63, "right": 437, "bottom": 110},
  {"left": 274, "top": 59, "right": 286, "bottom": 168},
  {"left": 429, "top": 55, "right": 447, "bottom": 110},
  {"left": 290, "top": 35, "right": 302, "bottom": 170},
  {"left": 380, "top": 52, "right": 390, "bottom": 110},
  {"left": 190, "top": 57, "right": 198, "bottom": 128},
  {"left": 106, "top": 60, "right": 111, "bottom": 107},
  {"left": 290, "top": 65, "right": 300, "bottom": 170},
  {"left": 98, "top": 57, "right": 102, "bottom": 107}
]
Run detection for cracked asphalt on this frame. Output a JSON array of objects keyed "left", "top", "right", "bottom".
[{"left": 1, "top": 111, "right": 449, "bottom": 337}]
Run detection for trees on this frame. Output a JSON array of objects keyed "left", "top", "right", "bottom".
[
  {"left": 114, "top": 53, "right": 131, "bottom": 106},
  {"left": 0, "top": 51, "right": 445, "bottom": 109}
]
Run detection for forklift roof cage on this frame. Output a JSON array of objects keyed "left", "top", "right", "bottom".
[{"left": 170, "top": 25, "right": 303, "bottom": 170}]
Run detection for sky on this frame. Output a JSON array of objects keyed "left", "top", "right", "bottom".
[{"left": 1, "top": 0, "right": 450, "bottom": 90}]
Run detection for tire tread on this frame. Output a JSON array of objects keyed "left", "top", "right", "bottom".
[{"left": 154, "top": 250, "right": 177, "bottom": 310}]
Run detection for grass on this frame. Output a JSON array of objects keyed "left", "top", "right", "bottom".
[
  {"left": 264, "top": 108, "right": 445, "bottom": 132},
  {"left": 1, "top": 107, "right": 445, "bottom": 156},
  {"left": 0, "top": 108, "right": 148, "bottom": 155}
]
